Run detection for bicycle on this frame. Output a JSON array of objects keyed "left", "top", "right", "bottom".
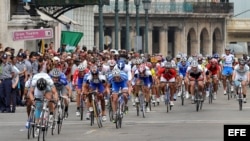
[
  {"left": 208, "top": 78, "right": 214, "bottom": 104},
  {"left": 194, "top": 79, "right": 203, "bottom": 112},
  {"left": 27, "top": 105, "right": 36, "bottom": 139},
  {"left": 135, "top": 84, "right": 145, "bottom": 118},
  {"left": 236, "top": 79, "right": 243, "bottom": 111},
  {"left": 226, "top": 79, "right": 233, "bottom": 100},
  {"left": 107, "top": 94, "right": 113, "bottom": 122},
  {"left": 115, "top": 92, "right": 127, "bottom": 129},
  {"left": 56, "top": 94, "right": 67, "bottom": 134},
  {"left": 89, "top": 91, "right": 103, "bottom": 128},
  {"left": 36, "top": 98, "right": 55, "bottom": 141},
  {"left": 165, "top": 82, "right": 172, "bottom": 113}
]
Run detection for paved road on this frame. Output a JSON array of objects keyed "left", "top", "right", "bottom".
[{"left": 0, "top": 87, "right": 250, "bottom": 141}]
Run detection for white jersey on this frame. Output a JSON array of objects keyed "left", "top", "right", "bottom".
[
  {"left": 186, "top": 65, "right": 203, "bottom": 73},
  {"left": 31, "top": 73, "right": 54, "bottom": 99},
  {"left": 221, "top": 54, "right": 234, "bottom": 67},
  {"left": 234, "top": 64, "right": 249, "bottom": 80}
]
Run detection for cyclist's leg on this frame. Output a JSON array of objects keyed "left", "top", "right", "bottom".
[
  {"left": 198, "top": 80, "right": 205, "bottom": 100},
  {"left": 76, "top": 87, "right": 82, "bottom": 116},
  {"left": 189, "top": 80, "right": 195, "bottom": 103},
  {"left": 169, "top": 78, "right": 176, "bottom": 105},
  {"left": 213, "top": 75, "right": 219, "bottom": 99}
]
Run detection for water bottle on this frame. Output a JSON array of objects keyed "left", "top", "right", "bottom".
[{"left": 25, "top": 120, "right": 30, "bottom": 129}]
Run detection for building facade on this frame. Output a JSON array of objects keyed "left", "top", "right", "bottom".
[
  {"left": 0, "top": 0, "right": 95, "bottom": 53},
  {"left": 94, "top": 0, "right": 233, "bottom": 57}
]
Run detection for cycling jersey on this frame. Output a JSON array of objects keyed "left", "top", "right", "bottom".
[
  {"left": 31, "top": 73, "right": 54, "bottom": 99},
  {"left": 177, "top": 62, "right": 189, "bottom": 77},
  {"left": 108, "top": 71, "right": 128, "bottom": 93},
  {"left": 158, "top": 67, "right": 177, "bottom": 82},
  {"left": 134, "top": 68, "right": 153, "bottom": 87},
  {"left": 85, "top": 74, "right": 106, "bottom": 93},
  {"left": 187, "top": 68, "right": 203, "bottom": 80},
  {"left": 206, "top": 63, "right": 220, "bottom": 75}
]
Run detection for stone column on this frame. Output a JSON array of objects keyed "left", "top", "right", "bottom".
[
  {"left": 174, "top": 27, "right": 182, "bottom": 57},
  {"left": 148, "top": 23, "right": 153, "bottom": 55},
  {"left": 111, "top": 27, "right": 115, "bottom": 49},
  {"left": 159, "top": 24, "right": 168, "bottom": 57},
  {"left": 118, "top": 26, "right": 121, "bottom": 50},
  {"left": 95, "top": 26, "right": 99, "bottom": 47},
  {"left": 130, "top": 26, "right": 135, "bottom": 51}
]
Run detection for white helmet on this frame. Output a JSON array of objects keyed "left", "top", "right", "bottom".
[
  {"left": 191, "top": 60, "right": 198, "bottom": 67},
  {"left": 112, "top": 68, "right": 120, "bottom": 77},
  {"left": 78, "top": 64, "right": 87, "bottom": 71}
]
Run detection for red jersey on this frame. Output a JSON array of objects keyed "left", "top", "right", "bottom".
[
  {"left": 157, "top": 67, "right": 177, "bottom": 80},
  {"left": 206, "top": 64, "right": 220, "bottom": 75}
]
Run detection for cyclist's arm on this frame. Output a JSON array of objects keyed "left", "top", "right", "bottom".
[
  {"left": 65, "top": 85, "right": 72, "bottom": 98},
  {"left": 82, "top": 83, "right": 89, "bottom": 94},
  {"left": 28, "top": 87, "right": 35, "bottom": 104}
]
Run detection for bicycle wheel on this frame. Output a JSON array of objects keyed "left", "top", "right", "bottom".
[
  {"left": 148, "top": 96, "right": 152, "bottom": 111},
  {"left": 209, "top": 86, "right": 213, "bottom": 104},
  {"left": 181, "top": 84, "right": 185, "bottom": 106},
  {"left": 165, "top": 92, "right": 170, "bottom": 113},
  {"left": 239, "top": 88, "right": 243, "bottom": 111},
  {"left": 108, "top": 99, "right": 113, "bottom": 122},
  {"left": 80, "top": 98, "right": 84, "bottom": 120},
  {"left": 90, "top": 111, "right": 94, "bottom": 126},
  {"left": 195, "top": 91, "right": 200, "bottom": 112},
  {"left": 136, "top": 102, "right": 139, "bottom": 116},
  {"left": 93, "top": 101, "right": 102, "bottom": 128},
  {"left": 27, "top": 109, "right": 35, "bottom": 139},
  {"left": 37, "top": 112, "right": 46, "bottom": 141},
  {"left": 51, "top": 108, "right": 57, "bottom": 136},
  {"left": 200, "top": 94, "right": 203, "bottom": 110},
  {"left": 116, "top": 102, "right": 121, "bottom": 129},
  {"left": 139, "top": 94, "right": 145, "bottom": 118},
  {"left": 227, "top": 81, "right": 230, "bottom": 100}
]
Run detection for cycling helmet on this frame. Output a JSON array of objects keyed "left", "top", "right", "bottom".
[
  {"left": 90, "top": 65, "right": 98, "bottom": 75},
  {"left": 210, "top": 58, "right": 218, "bottom": 65},
  {"left": 37, "top": 78, "right": 47, "bottom": 91},
  {"left": 109, "top": 59, "right": 116, "bottom": 67},
  {"left": 164, "top": 62, "right": 172, "bottom": 68},
  {"left": 213, "top": 53, "right": 219, "bottom": 59},
  {"left": 191, "top": 60, "right": 198, "bottom": 67},
  {"left": 225, "top": 47, "right": 231, "bottom": 51},
  {"left": 187, "top": 57, "right": 193, "bottom": 63},
  {"left": 78, "top": 64, "right": 87, "bottom": 71},
  {"left": 112, "top": 68, "right": 120, "bottom": 77},
  {"left": 181, "top": 57, "right": 187, "bottom": 62},
  {"left": 165, "top": 56, "right": 172, "bottom": 62},
  {"left": 50, "top": 68, "right": 61, "bottom": 77},
  {"left": 239, "top": 60, "right": 246, "bottom": 65},
  {"left": 176, "top": 54, "right": 181, "bottom": 59},
  {"left": 139, "top": 64, "right": 146, "bottom": 73},
  {"left": 117, "top": 60, "right": 125, "bottom": 70},
  {"left": 207, "top": 56, "right": 212, "bottom": 61}
]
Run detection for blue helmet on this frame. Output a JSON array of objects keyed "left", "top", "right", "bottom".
[
  {"left": 213, "top": 53, "right": 219, "bottom": 59},
  {"left": 117, "top": 60, "right": 125, "bottom": 70}
]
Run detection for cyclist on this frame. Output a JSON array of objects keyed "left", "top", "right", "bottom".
[
  {"left": 205, "top": 58, "right": 221, "bottom": 100},
  {"left": 28, "top": 73, "right": 58, "bottom": 136},
  {"left": 157, "top": 62, "right": 177, "bottom": 106},
  {"left": 177, "top": 57, "right": 190, "bottom": 98},
  {"left": 74, "top": 64, "right": 89, "bottom": 117},
  {"left": 232, "top": 60, "right": 249, "bottom": 103},
  {"left": 221, "top": 47, "right": 235, "bottom": 95},
  {"left": 82, "top": 65, "right": 108, "bottom": 121},
  {"left": 49, "top": 68, "right": 72, "bottom": 118},
  {"left": 108, "top": 68, "right": 128, "bottom": 122},
  {"left": 134, "top": 63, "right": 153, "bottom": 112},
  {"left": 186, "top": 60, "right": 205, "bottom": 104}
]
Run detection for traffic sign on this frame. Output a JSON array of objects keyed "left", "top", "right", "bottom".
[{"left": 12, "top": 28, "right": 53, "bottom": 41}]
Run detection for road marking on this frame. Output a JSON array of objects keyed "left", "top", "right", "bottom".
[{"left": 84, "top": 130, "right": 96, "bottom": 135}]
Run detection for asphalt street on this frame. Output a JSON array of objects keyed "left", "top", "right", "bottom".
[{"left": 0, "top": 87, "right": 250, "bottom": 141}]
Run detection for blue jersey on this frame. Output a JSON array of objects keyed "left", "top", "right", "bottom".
[
  {"left": 50, "top": 72, "right": 68, "bottom": 86},
  {"left": 85, "top": 74, "right": 106, "bottom": 93},
  {"left": 108, "top": 71, "right": 128, "bottom": 93},
  {"left": 177, "top": 62, "right": 189, "bottom": 77},
  {"left": 134, "top": 70, "right": 153, "bottom": 87}
]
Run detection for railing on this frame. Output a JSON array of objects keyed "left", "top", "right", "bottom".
[{"left": 94, "top": 2, "right": 233, "bottom": 14}]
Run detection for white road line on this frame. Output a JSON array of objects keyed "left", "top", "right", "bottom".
[{"left": 84, "top": 130, "right": 96, "bottom": 135}]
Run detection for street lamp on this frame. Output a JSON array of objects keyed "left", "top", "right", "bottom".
[
  {"left": 142, "top": 0, "right": 151, "bottom": 53},
  {"left": 114, "top": 0, "right": 119, "bottom": 50},
  {"left": 125, "top": 0, "right": 130, "bottom": 52},
  {"left": 99, "top": 0, "right": 104, "bottom": 51},
  {"left": 134, "top": 0, "right": 140, "bottom": 35},
  {"left": 134, "top": 0, "right": 140, "bottom": 52}
]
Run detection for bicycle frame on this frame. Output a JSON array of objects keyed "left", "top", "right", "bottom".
[{"left": 165, "top": 82, "right": 171, "bottom": 113}]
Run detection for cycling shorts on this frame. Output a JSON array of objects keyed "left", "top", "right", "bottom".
[
  {"left": 35, "top": 101, "right": 43, "bottom": 119},
  {"left": 222, "top": 66, "right": 233, "bottom": 76},
  {"left": 111, "top": 81, "right": 128, "bottom": 93},
  {"left": 89, "top": 83, "right": 105, "bottom": 93}
]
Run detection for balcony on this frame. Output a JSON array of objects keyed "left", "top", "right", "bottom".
[{"left": 96, "top": 2, "right": 233, "bottom": 15}]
